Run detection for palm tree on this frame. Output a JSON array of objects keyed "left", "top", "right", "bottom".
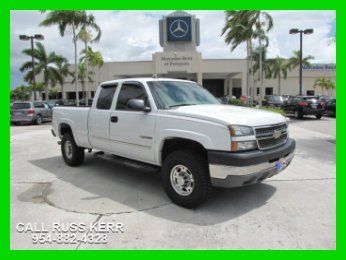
[
  {"left": 251, "top": 46, "right": 272, "bottom": 91},
  {"left": 221, "top": 10, "right": 273, "bottom": 106},
  {"left": 77, "top": 14, "right": 101, "bottom": 99},
  {"left": 80, "top": 47, "right": 104, "bottom": 87},
  {"left": 313, "top": 77, "right": 335, "bottom": 95},
  {"left": 11, "top": 85, "right": 31, "bottom": 101},
  {"left": 268, "top": 56, "right": 290, "bottom": 95},
  {"left": 71, "top": 63, "right": 93, "bottom": 100},
  {"left": 19, "top": 42, "right": 62, "bottom": 102},
  {"left": 55, "top": 57, "right": 72, "bottom": 101},
  {"left": 288, "top": 50, "right": 314, "bottom": 69},
  {"left": 40, "top": 11, "right": 89, "bottom": 105}
]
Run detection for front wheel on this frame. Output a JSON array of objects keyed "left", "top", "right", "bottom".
[
  {"left": 161, "top": 150, "right": 211, "bottom": 208},
  {"left": 61, "top": 133, "right": 85, "bottom": 166}
]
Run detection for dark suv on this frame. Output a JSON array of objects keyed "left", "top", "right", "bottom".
[{"left": 282, "top": 96, "right": 324, "bottom": 119}]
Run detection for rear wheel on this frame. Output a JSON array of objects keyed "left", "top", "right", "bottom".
[
  {"left": 316, "top": 113, "right": 323, "bottom": 119},
  {"left": 294, "top": 110, "right": 303, "bottom": 119},
  {"left": 35, "top": 115, "right": 42, "bottom": 125},
  {"left": 61, "top": 133, "right": 85, "bottom": 166},
  {"left": 161, "top": 150, "right": 211, "bottom": 208}
]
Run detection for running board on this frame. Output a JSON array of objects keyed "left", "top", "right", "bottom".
[{"left": 94, "top": 151, "right": 160, "bottom": 172}]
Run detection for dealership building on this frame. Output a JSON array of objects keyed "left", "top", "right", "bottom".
[{"left": 55, "top": 11, "right": 336, "bottom": 100}]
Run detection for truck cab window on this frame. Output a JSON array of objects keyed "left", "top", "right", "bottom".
[
  {"left": 96, "top": 84, "right": 117, "bottom": 110},
  {"left": 116, "top": 83, "right": 148, "bottom": 110}
]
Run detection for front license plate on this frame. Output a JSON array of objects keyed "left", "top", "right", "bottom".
[{"left": 275, "top": 158, "right": 287, "bottom": 172}]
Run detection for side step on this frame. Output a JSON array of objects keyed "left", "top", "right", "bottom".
[{"left": 94, "top": 151, "right": 160, "bottom": 172}]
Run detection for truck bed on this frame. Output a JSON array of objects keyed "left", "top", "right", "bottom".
[{"left": 52, "top": 106, "right": 91, "bottom": 148}]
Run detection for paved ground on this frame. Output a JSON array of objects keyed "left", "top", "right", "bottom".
[{"left": 10, "top": 116, "right": 336, "bottom": 249}]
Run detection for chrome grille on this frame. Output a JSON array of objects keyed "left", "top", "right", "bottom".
[{"left": 255, "top": 123, "right": 288, "bottom": 150}]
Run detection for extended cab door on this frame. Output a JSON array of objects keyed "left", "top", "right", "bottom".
[
  {"left": 109, "top": 81, "right": 156, "bottom": 164},
  {"left": 88, "top": 83, "right": 118, "bottom": 151}
]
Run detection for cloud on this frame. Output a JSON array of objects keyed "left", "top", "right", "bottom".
[{"left": 10, "top": 10, "right": 336, "bottom": 88}]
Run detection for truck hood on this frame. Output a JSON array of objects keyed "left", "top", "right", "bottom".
[{"left": 164, "top": 104, "right": 286, "bottom": 127}]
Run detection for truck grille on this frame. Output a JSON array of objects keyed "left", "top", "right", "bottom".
[{"left": 255, "top": 123, "right": 288, "bottom": 150}]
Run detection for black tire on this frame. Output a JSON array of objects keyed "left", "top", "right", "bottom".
[
  {"left": 61, "top": 133, "right": 85, "bottom": 167},
  {"left": 316, "top": 113, "right": 322, "bottom": 119},
  {"left": 294, "top": 110, "right": 303, "bottom": 119},
  {"left": 35, "top": 115, "right": 42, "bottom": 125},
  {"left": 161, "top": 150, "right": 211, "bottom": 208}
]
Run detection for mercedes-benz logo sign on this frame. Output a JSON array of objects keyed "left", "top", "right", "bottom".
[{"left": 169, "top": 19, "right": 188, "bottom": 38}]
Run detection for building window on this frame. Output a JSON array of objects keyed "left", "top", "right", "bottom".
[
  {"left": 306, "top": 90, "right": 315, "bottom": 96},
  {"left": 265, "top": 87, "right": 273, "bottom": 95},
  {"left": 257, "top": 88, "right": 260, "bottom": 95}
]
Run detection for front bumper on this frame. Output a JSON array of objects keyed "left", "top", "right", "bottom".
[
  {"left": 11, "top": 115, "right": 35, "bottom": 123},
  {"left": 208, "top": 138, "right": 295, "bottom": 188},
  {"left": 302, "top": 108, "right": 324, "bottom": 115}
]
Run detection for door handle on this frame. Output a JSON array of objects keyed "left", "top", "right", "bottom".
[{"left": 110, "top": 116, "right": 118, "bottom": 123}]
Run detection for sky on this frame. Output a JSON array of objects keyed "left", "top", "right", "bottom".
[{"left": 10, "top": 10, "right": 336, "bottom": 88}]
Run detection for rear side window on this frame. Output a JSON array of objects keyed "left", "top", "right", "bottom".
[
  {"left": 12, "top": 103, "right": 31, "bottom": 109},
  {"left": 34, "top": 103, "right": 45, "bottom": 108},
  {"left": 116, "top": 83, "right": 148, "bottom": 110},
  {"left": 96, "top": 84, "right": 117, "bottom": 110}
]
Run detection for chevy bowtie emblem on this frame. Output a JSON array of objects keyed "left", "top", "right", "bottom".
[
  {"left": 170, "top": 19, "right": 188, "bottom": 38},
  {"left": 273, "top": 130, "right": 281, "bottom": 139}
]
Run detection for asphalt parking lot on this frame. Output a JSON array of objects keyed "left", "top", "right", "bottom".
[{"left": 10, "top": 115, "right": 336, "bottom": 249}]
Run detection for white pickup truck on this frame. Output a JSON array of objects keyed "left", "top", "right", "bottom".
[{"left": 52, "top": 78, "right": 295, "bottom": 208}]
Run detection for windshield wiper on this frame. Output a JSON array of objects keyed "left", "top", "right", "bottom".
[{"left": 168, "top": 103, "right": 196, "bottom": 108}]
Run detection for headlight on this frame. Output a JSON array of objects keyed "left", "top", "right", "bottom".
[
  {"left": 229, "top": 125, "right": 254, "bottom": 136},
  {"left": 229, "top": 125, "right": 257, "bottom": 151}
]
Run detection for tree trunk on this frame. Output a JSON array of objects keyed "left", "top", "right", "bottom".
[
  {"left": 278, "top": 73, "right": 281, "bottom": 95},
  {"left": 246, "top": 39, "right": 250, "bottom": 106},
  {"left": 44, "top": 80, "right": 49, "bottom": 102},
  {"left": 61, "top": 81, "right": 65, "bottom": 101},
  {"left": 259, "top": 38, "right": 263, "bottom": 107},
  {"left": 72, "top": 22, "right": 79, "bottom": 106},
  {"left": 84, "top": 40, "right": 88, "bottom": 100}
]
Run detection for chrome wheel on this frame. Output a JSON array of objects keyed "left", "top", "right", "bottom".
[
  {"left": 64, "top": 140, "right": 73, "bottom": 159},
  {"left": 170, "top": 165, "right": 194, "bottom": 196}
]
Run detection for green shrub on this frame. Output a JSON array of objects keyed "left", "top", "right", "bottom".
[{"left": 228, "top": 99, "right": 242, "bottom": 106}]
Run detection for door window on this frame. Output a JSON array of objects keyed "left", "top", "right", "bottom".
[
  {"left": 96, "top": 84, "right": 117, "bottom": 110},
  {"left": 116, "top": 83, "right": 148, "bottom": 110}
]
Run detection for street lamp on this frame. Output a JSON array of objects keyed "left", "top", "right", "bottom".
[
  {"left": 19, "top": 34, "right": 44, "bottom": 101},
  {"left": 289, "top": 28, "right": 313, "bottom": 95}
]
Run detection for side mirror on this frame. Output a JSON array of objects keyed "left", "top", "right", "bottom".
[{"left": 127, "top": 99, "right": 151, "bottom": 112}]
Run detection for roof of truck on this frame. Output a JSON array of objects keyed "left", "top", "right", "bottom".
[{"left": 100, "top": 77, "right": 193, "bottom": 85}]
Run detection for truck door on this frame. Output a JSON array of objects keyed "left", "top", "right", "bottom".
[
  {"left": 89, "top": 84, "right": 118, "bottom": 151},
  {"left": 109, "top": 81, "right": 156, "bottom": 164}
]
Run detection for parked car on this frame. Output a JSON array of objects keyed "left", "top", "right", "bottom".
[
  {"left": 11, "top": 101, "right": 52, "bottom": 125},
  {"left": 52, "top": 78, "right": 295, "bottom": 208},
  {"left": 263, "top": 95, "right": 285, "bottom": 107},
  {"left": 314, "top": 95, "right": 332, "bottom": 108},
  {"left": 324, "top": 98, "right": 336, "bottom": 117},
  {"left": 282, "top": 96, "right": 324, "bottom": 119},
  {"left": 63, "top": 99, "right": 76, "bottom": 106},
  {"left": 47, "top": 99, "right": 64, "bottom": 108}
]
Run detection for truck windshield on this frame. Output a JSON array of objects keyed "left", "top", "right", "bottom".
[{"left": 147, "top": 81, "right": 220, "bottom": 109}]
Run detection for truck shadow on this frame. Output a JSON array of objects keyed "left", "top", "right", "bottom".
[{"left": 29, "top": 154, "right": 277, "bottom": 226}]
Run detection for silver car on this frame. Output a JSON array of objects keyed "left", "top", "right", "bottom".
[{"left": 11, "top": 101, "right": 52, "bottom": 125}]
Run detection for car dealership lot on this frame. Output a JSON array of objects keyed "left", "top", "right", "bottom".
[{"left": 10, "top": 117, "right": 335, "bottom": 249}]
